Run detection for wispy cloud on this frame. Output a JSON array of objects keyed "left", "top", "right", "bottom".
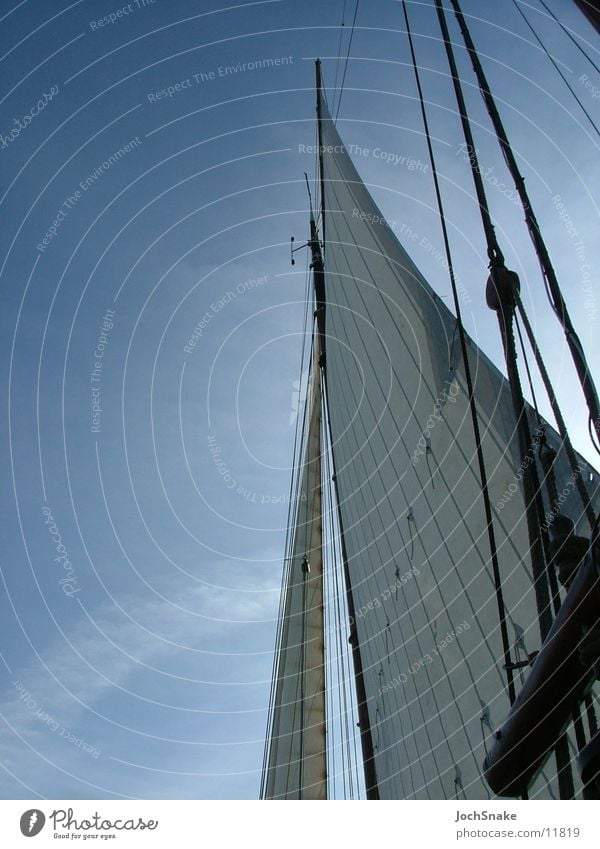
[{"left": 0, "top": 559, "right": 278, "bottom": 798}]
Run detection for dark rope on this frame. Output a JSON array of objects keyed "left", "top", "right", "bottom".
[{"left": 434, "top": 0, "right": 504, "bottom": 267}]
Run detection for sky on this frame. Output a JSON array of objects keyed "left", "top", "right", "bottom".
[{"left": 0, "top": 0, "right": 599, "bottom": 800}]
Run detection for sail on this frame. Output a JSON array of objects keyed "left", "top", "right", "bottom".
[
  {"left": 262, "top": 340, "right": 327, "bottom": 800},
  {"left": 316, "top": 92, "right": 600, "bottom": 800}
]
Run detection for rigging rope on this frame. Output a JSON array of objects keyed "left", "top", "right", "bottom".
[
  {"left": 332, "top": 0, "right": 348, "bottom": 115},
  {"left": 402, "top": 0, "right": 516, "bottom": 703},
  {"left": 334, "top": 0, "right": 360, "bottom": 123},
  {"left": 434, "top": 4, "right": 504, "bottom": 267}
]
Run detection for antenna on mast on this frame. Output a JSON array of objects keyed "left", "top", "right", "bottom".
[
  {"left": 305, "top": 172, "right": 314, "bottom": 220},
  {"left": 290, "top": 173, "right": 317, "bottom": 265},
  {"left": 315, "top": 59, "right": 326, "bottom": 256}
]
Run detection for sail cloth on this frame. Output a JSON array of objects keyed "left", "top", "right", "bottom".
[
  {"left": 317, "top": 94, "right": 599, "bottom": 799},
  {"left": 263, "top": 340, "right": 327, "bottom": 800}
]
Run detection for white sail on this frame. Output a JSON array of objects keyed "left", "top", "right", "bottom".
[
  {"left": 263, "top": 340, "right": 327, "bottom": 800},
  {"left": 316, "top": 93, "right": 600, "bottom": 800}
]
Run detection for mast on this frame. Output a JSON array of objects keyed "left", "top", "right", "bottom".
[
  {"left": 315, "top": 59, "right": 380, "bottom": 800},
  {"left": 316, "top": 60, "right": 327, "bottom": 263}
]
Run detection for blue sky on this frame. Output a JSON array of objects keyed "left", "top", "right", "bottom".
[{"left": 0, "top": 0, "right": 599, "bottom": 799}]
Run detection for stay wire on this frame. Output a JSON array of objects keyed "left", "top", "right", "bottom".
[
  {"left": 335, "top": 0, "right": 360, "bottom": 123},
  {"left": 333, "top": 0, "right": 348, "bottom": 114}
]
